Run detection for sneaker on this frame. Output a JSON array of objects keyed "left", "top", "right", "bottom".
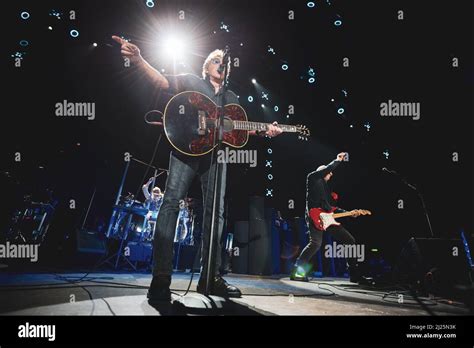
[
  {"left": 290, "top": 266, "right": 309, "bottom": 282},
  {"left": 147, "top": 275, "right": 171, "bottom": 304},
  {"left": 197, "top": 276, "right": 242, "bottom": 298}
]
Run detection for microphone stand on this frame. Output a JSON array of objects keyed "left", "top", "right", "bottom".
[
  {"left": 205, "top": 47, "right": 231, "bottom": 296},
  {"left": 384, "top": 168, "right": 434, "bottom": 237}
]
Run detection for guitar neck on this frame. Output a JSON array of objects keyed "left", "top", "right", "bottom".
[
  {"left": 332, "top": 211, "right": 355, "bottom": 219},
  {"left": 232, "top": 121, "right": 301, "bottom": 133}
]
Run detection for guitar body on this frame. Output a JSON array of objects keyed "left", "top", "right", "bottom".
[
  {"left": 163, "top": 91, "right": 249, "bottom": 156},
  {"left": 309, "top": 207, "right": 340, "bottom": 231}
]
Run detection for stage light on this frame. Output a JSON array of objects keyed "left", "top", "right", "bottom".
[
  {"left": 248, "top": 96, "right": 254, "bottom": 102},
  {"left": 136, "top": 226, "right": 143, "bottom": 233},
  {"left": 220, "top": 22, "right": 230, "bottom": 33},
  {"left": 261, "top": 92, "right": 269, "bottom": 100},
  {"left": 146, "top": 0, "right": 155, "bottom": 8},
  {"left": 49, "top": 10, "right": 61, "bottom": 19},
  {"left": 251, "top": 78, "right": 257, "bottom": 84},
  {"left": 274, "top": 106, "right": 279, "bottom": 112},
  {"left": 240, "top": 42, "right": 244, "bottom": 46},
  {"left": 350, "top": 124, "right": 354, "bottom": 128},
  {"left": 267, "top": 148, "right": 273, "bottom": 154},
  {"left": 267, "top": 174, "right": 273, "bottom": 180},
  {"left": 267, "top": 46, "right": 276, "bottom": 55},
  {"left": 48, "top": 26, "right": 53, "bottom": 30},
  {"left": 331, "top": 98, "right": 335, "bottom": 102},
  {"left": 308, "top": 68, "right": 315, "bottom": 77},
  {"left": 383, "top": 150, "right": 390, "bottom": 159},
  {"left": 364, "top": 122, "right": 371, "bottom": 131},
  {"left": 261, "top": 104, "right": 265, "bottom": 108},
  {"left": 342, "top": 89, "right": 348, "bottom": 97},
  {"left": 265, "top": 189, "right": 273, "bottom": 197},
  {"left": 19, "top": 40, "right": 29, "bottom": 47},
  {"left": 334, "top": 15, "right": 343, "bottom": 26},
  {"left": 92, "top": 42, "right": 98, "bottom": 47},
  {"left": 307, "top": 1, "right": 316, "bottom": 8},
  {"left": 20, "top": 11, "right": 30, "bottom": 20},
  {"left": 162, "top": 36, "right": 188, "bottom": 59},
  {"left": 337, "top": 107, "right": 345, "bottom": 114},
  {"left": 265, "top": 160, "right": 272, "bottom": 168},
  {"left": 70, "top": 29, "right": 79, "bottom": 38},
  {"left": 11, "top": 52, "right": 25, "bottom": 59},
  {"left": 308, "top": 77, "right": 315, "bottom": 84},
  {"left": 281, "top": 64, "right": 288, "bottom": 70},
  {"left": 286, "top": 115, "right": 290, "bottom": 119}
]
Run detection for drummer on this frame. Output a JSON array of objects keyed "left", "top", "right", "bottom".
[{"left": 142, "top": 177, "right": 164, "bottom": 223}]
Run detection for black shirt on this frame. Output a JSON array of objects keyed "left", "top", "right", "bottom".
[
  {"left": 306, "top": 160, "right": 344, "bottom": 212},
  {"left": 165, "top": 73, "right": 240, "bottom": 105}
]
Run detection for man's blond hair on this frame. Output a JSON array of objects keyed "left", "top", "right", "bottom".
[{"left": 202, "top": 49, "right": 228, "bottom": 79}]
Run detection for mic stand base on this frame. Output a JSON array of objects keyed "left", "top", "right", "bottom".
[{"left": 171, "top": 292, "right": 228, "bottom": 314}]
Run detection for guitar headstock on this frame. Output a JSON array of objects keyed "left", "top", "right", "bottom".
[{"left": 296, "top": 125, "right": 310, "bottom": 141}]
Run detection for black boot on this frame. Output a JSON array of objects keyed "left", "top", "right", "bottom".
[
  {"left": 147, "top": 275, "right": 171, "bottom": 304},
  {"left": 197, "top": 275, "right": 242, "bottom": 298}
]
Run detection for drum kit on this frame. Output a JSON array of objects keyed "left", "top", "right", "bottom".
[{"left": 106, "top": 193, "right": 197, "bottom": 269}]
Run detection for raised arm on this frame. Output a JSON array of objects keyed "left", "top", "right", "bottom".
[
  {"left": 112, "top": 35, "right": 170, "bottom": 89},
  {"left": 142, "top": 177, "right": 153, "bottom": 200}
]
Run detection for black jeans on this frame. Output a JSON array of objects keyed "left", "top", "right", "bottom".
[
  {"left": 296, "top": 213, "right": 357, "bottom": 269},
  {"left": 152, "top": 152, "right": 226, "bottom": 280}
]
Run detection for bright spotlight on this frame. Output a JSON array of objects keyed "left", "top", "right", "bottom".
[
  {"left": 20, "top": 11, "right": 30, "bottom": 20},
  {"left": 70, "top": 29, "right": 79, "bottom": 38},
  {"left": 248, "top": 96, "right": 254, "bottom": 102},
  {"left": 261, "top": 104, "right": 265, "bottom": 108},
  {"left": 337, "top": 107, "right": 345, "bottom": 114},
  {"left": 163, "top": 36, "right": 186, "bottom": 59},
  {"left": 251, "top": 78, "right": 257, "bottom": 84},
  {"left": 308, "top": 77, "right": 315, "bottom": 84},
  {"left": 93, "top": 42, "right": 98, "bottom": 47},
  {"left": 281, "top": 64, "right": 288, "bottom": 70},
  {"left": 307, "top": 2, "right": 316, "bottom": 8}
]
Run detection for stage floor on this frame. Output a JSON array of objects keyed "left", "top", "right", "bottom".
[{"left": 0, "top": 271, "right": 469, "bottom": 316}]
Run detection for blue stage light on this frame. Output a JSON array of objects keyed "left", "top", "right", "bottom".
[
  {"left": 337, "top": 107, "right": 345, "bottom": 114},
  {"left": 19, "top": 40, "right": 29, "bottom": 47},
  {"left": 248, "top": 96, "right": 254, "bottom": 102},
  {"left": 146, "top": 0, "right": 155, "bottom": 8},
  {"left": 281, "top": 64, "right": 288, "bottom": 71},
  {"left": 70, "top": 30, "right": 79, "bottom": 38},
  {"left": 274, "top": 106, "right": 279, "bottom": 112},
  {"left": 267, "top": 148, "right": 273, "bottom": 154},
  {"left": 308, "top": 77, "right": 315, "bottom": 84},
  {"left": 307, "top": 2, "right": 315, "bottom": 8},
  {"left": 21, "top": 11, "right": 30, "bottom": 20},
  {"left": 267, "top": 174, "right": 273, "bottom": 180}
]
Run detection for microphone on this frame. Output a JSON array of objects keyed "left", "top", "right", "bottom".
[{"left": 218, "top": 46, "right": 230, "bottom": 74}]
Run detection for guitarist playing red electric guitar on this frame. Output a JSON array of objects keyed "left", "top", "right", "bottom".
[{"left": 290, "top": 152, "right": 372, "bottom": 283}]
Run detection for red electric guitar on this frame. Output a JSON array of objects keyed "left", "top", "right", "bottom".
[{"left": 309, "top": 207, "right": 372, "bottom": 231}]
